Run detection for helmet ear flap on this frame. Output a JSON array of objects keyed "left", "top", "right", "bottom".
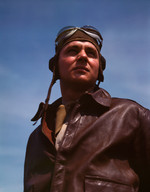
[
  {"left": 49, "top": 54, "right": 60, "bottom": 80},
  {"left": 97, "top": 55, "right": 106, "bottom": 85},
  {"left": 101, "top": 55, "right": 106, "bottom": 70},
  {"left": 49, "top": 55, "right": 56, "bottom": 71}
]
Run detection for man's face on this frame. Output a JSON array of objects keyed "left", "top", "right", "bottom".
[{"left": 58, "top": 41, "right": 100, "bottom": 89}]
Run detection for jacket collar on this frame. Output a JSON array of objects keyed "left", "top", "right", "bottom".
[
  {"left": 80, "top": 87, "right": 111, "bottom": 108},
  {"left": 31, "top": 88, "right": 111, "bottom": 123},
  {"left": 31, "top": 88, "right": 111, "bottom": 145}
]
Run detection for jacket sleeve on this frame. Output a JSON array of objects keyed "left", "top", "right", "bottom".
[{"left": 133, "top": 107, "right": 150, "bottom": 191}]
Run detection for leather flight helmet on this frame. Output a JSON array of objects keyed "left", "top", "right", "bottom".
[{"left": 49, "top": 26, "right": 106, "bottom": 85}]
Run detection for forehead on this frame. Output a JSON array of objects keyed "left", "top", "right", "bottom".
[{"left": 62, "top": 40, "right": 98, "bottom": 50}]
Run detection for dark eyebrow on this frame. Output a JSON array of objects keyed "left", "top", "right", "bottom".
[
  {"left": 66, "top": 45, "right": 80, "bottom": 50},
  {"left": 86, "top": 47, "right": 97, "bottom": 52}
]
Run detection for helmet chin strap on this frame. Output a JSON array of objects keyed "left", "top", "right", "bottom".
[
  {"left": 44, "top": 65, "right": 56, "bottom": 111},
  {"left": 31, "top": 67, "right": 56, "bottom": 126}
]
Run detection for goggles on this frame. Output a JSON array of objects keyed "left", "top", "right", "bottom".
[{"left": 55, "top": 25, "right": 103, "bottom": 51}]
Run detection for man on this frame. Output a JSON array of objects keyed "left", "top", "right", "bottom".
[{"left": 24, "top": 26, "right": 150, "bottom": 192}]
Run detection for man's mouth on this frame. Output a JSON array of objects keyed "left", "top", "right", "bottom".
[{"left": 73, "top": 66, "right": 89, "bottom": 72}]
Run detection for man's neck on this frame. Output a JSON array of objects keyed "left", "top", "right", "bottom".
[{"left": 60, "top": 82, "right": 95, "bottom": 105}]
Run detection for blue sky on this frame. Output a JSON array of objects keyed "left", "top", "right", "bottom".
[{"left": 0, "top": 0, "right": 150, "bottom": 191}]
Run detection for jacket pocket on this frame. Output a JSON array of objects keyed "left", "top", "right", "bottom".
[{"left": 84, "top": 175, "right": 135, "bottom": 192}]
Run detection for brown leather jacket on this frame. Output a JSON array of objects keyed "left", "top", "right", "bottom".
[{"left": 24, "top": 88, "right": 150, "bottom": 192}]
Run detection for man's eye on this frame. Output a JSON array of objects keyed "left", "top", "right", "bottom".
[
  {"left": 86, "top": 48, "right": 97, "bottom": 58},
  {"left": 68, "top": 49, "right": 78, "bottom": 54},
  {"left": 87, "top": 51, "right": 96, "bottom": 57}
]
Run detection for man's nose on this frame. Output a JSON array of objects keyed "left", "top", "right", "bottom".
[{"left": 77, "top": 49, "right": 87, "bottom": 62}]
